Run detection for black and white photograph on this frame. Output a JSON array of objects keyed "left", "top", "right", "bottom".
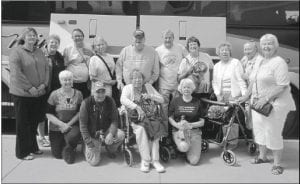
[{"left": 1, "top": 1, "right": 299, "bottom": 183}]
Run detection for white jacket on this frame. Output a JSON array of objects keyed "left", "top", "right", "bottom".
[{"left": 212, "top": 58, "right": 247, "bottom": 98}]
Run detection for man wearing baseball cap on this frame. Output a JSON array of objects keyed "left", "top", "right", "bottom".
[
  {"left": 116, "top": 29, "right": 159, "bottom": 89},
  {"left": 79, "top": 81, "right": 125, "bottom": 166}
]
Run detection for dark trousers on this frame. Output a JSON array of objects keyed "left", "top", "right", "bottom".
[
  {"left": 13, "top": 95, "right": 47, "bottom": 159},
  {"left": 73, "top": 82, "right": 90, "bottom": 99},
  {"left": 49, "top": 126, "right": 81, "bottom": 159}
]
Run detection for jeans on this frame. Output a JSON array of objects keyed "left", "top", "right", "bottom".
[{"left": 83, "top": 129, "right": 125, "bottom": 166}]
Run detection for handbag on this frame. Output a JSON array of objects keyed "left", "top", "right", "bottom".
[
  {"left": 250, "top": 60, "right": 273, "bottom": 117},
  {"left": 95, "top": 54, "right": 121, "bottom": 107},
  {"left": 251, "top": 97, "right": 273, "bottom": 117}
]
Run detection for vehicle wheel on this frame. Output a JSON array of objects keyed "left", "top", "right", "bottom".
[
  {"left": 247, "top": 142, "right": 257, "bottom": 155},
  {"left": 124, "top": 149, "right": 133, "bottom": 167},
  {"left": 201, "top": 139, "right": 209, "bottom": 153},
  {"left": 159, "top": 146, "right": 171, "bottom": 163},
  {"left": 221, "top": 150, "right": 236, "bottom": 166}
]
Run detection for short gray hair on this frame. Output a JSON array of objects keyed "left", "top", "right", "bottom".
[
  {"left": 162, "top": 29, "right": 174, "bottom": 38},
  {"left": 92, "top": 36, "right": 108, "bottom": 51},
  {"left": 244, "top": 40, "right": 258, "bottom": 52},
  {"left": 48, "top": 34, "right": 61, "bottom": 44},
  {"left": 59, "top": 70, "right": 73, "bottom": 81},
  {"left": 129, "top": 69, "right": 145, "bottom": 83},
  {"left": 177, "top": 78, "right": 196, "bottom": 94},
  {"left": 216, "top": 41, "right": 232, "bottom": 56},
  {"left": 260, "top": 33, "right": 279, "bottom": 49}
]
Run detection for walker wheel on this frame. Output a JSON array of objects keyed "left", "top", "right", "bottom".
[
  {"left": 159, "top": 146, "right": 171, "bottom": 163},
  {"left": 201, "top": 139, "right": 209, "bottom": 153},
  {"left": 124, "top": 149, "right": 133, "bottom": 167},
  {"left": 247, "top": 142, "right": 257, "bottom": 155},
  {"left": 221, "top": 150, "right": 236, "bottom": 166}
]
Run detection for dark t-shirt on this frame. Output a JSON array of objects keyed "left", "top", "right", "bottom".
[{"left": 169, "top": 96, "right": 204, "bottom": 123}]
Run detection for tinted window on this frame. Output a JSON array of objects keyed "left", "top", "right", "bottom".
[{"left": 227, "top": 1, "right": 299, "bottom": 27}]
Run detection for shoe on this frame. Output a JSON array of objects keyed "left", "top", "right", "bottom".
[
  {"left": 271, "top": 165, "right": 284, "bottom": 175},
  {"left": 62, "top": 146, "right": 76, "bottom": 164},
  {"left": 31, "top": 150, "right": 43, "bottom": 155},
  {"left": 38, "top": 137, "right": 50, "bottom": 147},
  {"left": 21, "top": 155, "right": 34, "bottom": 160},
  {"left": 140, "top": 160, "right": 150, "bottom": 173},
  {"left": 251, "top": 156, "right": 270, "bottom": 164},
  {"left": 152, "top": 161, "right": 165, "bottom": 173}
]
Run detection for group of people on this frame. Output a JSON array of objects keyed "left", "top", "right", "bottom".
[{"left": 9, "top": 26, "right": 295, "bottom": 175}]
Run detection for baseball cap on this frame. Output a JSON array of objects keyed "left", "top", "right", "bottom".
[
  {"left": 94, "top": 81, "right": 106, "bottom": 92},
  {"left": 133, "top": 29, "right": 145, "bottom": 39}
]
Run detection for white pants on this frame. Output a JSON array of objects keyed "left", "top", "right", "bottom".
[{"left": 131, "top": 123, "right": 159, "bottom": 162}]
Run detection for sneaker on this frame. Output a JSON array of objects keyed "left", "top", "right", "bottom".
[
  {"left": 62, "top": 146, "right": 76, "bottom": 164},
  {"left": 140, "top": 160, "right": 150, "bottom": 173},
  {"left": 152, "top": 161, "right": 165, "bottom": 173},
  {"left": 38, "top": 137, "right": 50, "bottom": 147}
]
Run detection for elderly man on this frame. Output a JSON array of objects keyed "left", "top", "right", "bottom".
[
  {"left": 79, "top": 82, "right": 125, "bottom": 166},
  {"left": 116, "top": 29, "right": 160, "bottom": 89},
  {"left": 240, "top": 40, "right": 263, "bottom": 83},
  {"left": 155, "top": 29, "right": 188, "bottom": 130}
]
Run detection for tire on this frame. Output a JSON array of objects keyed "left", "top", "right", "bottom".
[
  {"left": 201, "top": 139, "right": 209, "bottom": 153},
  {"left": 247, "top": 142, "right": 257, "bottom": 155},
  {"left": 124, "top": 149, "right": 133, "bottom": 167},
  {"left": 159, "top": 146, "right": 171, "bottom": 163},
  {"left": 221, "top": 150, "right": 236, "bottom": 166}
]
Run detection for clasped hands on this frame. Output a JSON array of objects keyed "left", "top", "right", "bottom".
[
  {"left": 28, "top": 84, "right": 46, "bottom": 96},
  {"left": 177, "top": 119, "right": 193, "bottom": 130}
]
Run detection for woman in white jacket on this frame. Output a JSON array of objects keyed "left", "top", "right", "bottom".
[
  {"left": 212, "top": 42, "right": 247, "bottom": 149},
  {"left": 212, "top": 41, "right": 247, "bottom": 102}
]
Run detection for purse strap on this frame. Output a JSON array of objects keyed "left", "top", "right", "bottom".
[{"left": 95, "top": 54, "right": 114, "bottom": 79}]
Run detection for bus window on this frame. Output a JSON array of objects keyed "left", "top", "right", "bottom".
[
  {"left": 139, "top": 1, "right": 226, "bottom": 17},
  {"left": 227, "top": 1, "right": 299, "bottom": 26},
  {"left": 2, "top": 1, "right": 52, "bottom": 23}
]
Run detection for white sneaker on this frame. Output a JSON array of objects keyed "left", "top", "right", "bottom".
[
  {"left": 140, "top": 160, "right": 150, "bottom": 173},
  {"left": 152, "top": 161, "right": 165, "bottom": 173}
]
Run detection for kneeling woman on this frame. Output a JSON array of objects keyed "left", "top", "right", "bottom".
[
  {"left": 121, "top": 69, "right": 167, "bottom": 173},
  {"left": 169, "top": 78, "right": 205, "bottom": 165},
  {"left": 46, "top": 70, "right": 83, "bottom": 164}
]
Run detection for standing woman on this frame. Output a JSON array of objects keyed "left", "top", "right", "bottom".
[
  {"left": 63, "top": 28, "right": 94, "bottom": 99},
  {"left": 212, "top": 41, "right": 247, "bottom": 148},
  {"left": 239, "top": 34, "right": 296, "bottom": 175},
  {"left": 178, "top": 36, "right": 214, "bottom": 99},
  {"left": 37, "top": 34, "right": 66, "bottom": 147},
  {"left": 9, "top": 27, "right": 49, "bottom": 160},
  {"left": 89, "top": 37, "right": 116, "bottom": 99}
]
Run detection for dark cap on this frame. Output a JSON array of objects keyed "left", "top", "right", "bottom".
[
  {"left": 94, "top": 81, "right": 106, "bottom": 92},
  {"left": 133, "top": 29, "right": 145, "bottom": 39}
]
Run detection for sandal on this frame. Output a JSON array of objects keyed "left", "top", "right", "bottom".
[
  {"left": 251, "top": 157, "right": 270, "bottom": 164},
  {"left": 271, "top": 165, "right": 284, "bottom": 175},
  {"left": 22, "top": 155, "right": 34, "bottom": 160}
]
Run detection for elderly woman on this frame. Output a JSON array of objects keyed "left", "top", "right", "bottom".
[
  {"left": 238, "top": 34, "right": 296, "bottom": 175},
  {"left": 212, "top": 41, "right": 247, "bottom": 148},
  {"left": 178, "top": 36, "right": 214, "bottom": 99},
  {"left": 46, "top": 70, "right": 83, "bottom": 164},
  {"left": 168, "top": 78, "right": 205, "bottom": 165},
  {"left": 89, "top": 37, "right": 117, "bottom": 102},
  {"left": 120, "top": 69, "right": 166, "bottom": 173},
  {"left": 9, "top": 27, "right": 49, "bottom": 160},
  {"left": 63, "top": 28, "right": 94, "bottom": 99},
  {"left": 37, "top": 34, "right": 66, "bottom": 148}
]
